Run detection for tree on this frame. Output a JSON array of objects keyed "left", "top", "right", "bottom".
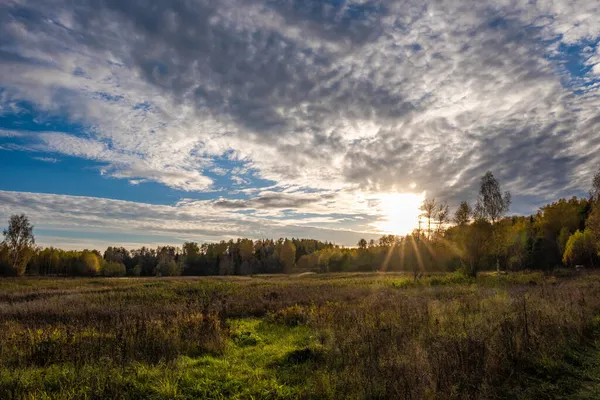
[
  {"left": 435, "top": 201, "right": 450, "bottom": 235},
  {"left": 158, "top": 259, "right": 181, "bottom": 276},
  {"left": 461, "top": 220, "right": 493, "bottom": 277},
  {"left": 131, "top": 247, "right": 157, "bottom": 276},
  {"left": 475, "top": 172, "right": 511, "bottom": 224},
  {"left": 77, "top": 251, "right": 101, "bottom": 276},
  {"left": 102, "top": 261, "right": 126, "bottom": 277},
  {"left": 534, "top": 197, "right": 589, "bottom": 267},
  {"left": 590, "top": 166, "right": 600, "bottom": 201},
  {"left": 279, "top": 239, "right": 296, "bottom": 273},
  {"left": 474, "top": 171, "right": 511, "bottom": 273},
  {"left": 34, "top": 247, "right": 60, "bottom": 275},
  {"left": 506, "top": 218, "right": 533, "bottom": 271},
  {"left": 219, "top": 254, "right": 234, "bottom": 275},
  {"left": 357, "top": 239, "right": 367, "bottom": 249},
  {"left": 557, "top": 226, "right": 571, "bottom": 257},
  {"left": 103, "top": 246, "right": 134, "bottom": 272},
  {"left": 378, "top": 234, "right": 398, "bottom": 247},
  {"left": 563, "top": 230, "right": 596, "bottom": 267},
  {"left": 536, "top": 197, "right": 588, "bottom": 239},
  {"left": 154, "top": 245, "right": 180, "bottom": 276},
  {"left": 237, "top": 239, "right": 254, "bottom": 275},
  {"left": 2, "top": 214, "right": 35, "bottom": 276},
  {"left": 182, "top": 242, "right": 203, "bottom": 274},
  {"left": 420, "top": 198, "right": 437, "bottom": 240},
  {"left": 453, "top": 201, "right": 472, "bottom": 226},
  {"left": 182, "top": 242, "right": 199, "bottom": 258},
  {"left": 587, "top": 205, "right": 600, "bottom": 244}
]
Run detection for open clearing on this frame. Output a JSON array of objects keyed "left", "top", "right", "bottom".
[{"left": 2, "top": 272, "right": 600, "bottom": 399}]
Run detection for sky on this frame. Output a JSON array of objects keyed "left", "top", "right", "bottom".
[{"left": 1, "top": 0, "right": 600, "bottom": 250}]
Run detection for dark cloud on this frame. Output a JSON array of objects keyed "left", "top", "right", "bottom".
[{"left": 213, "top": 191, "right": 324, "bottom": 209}]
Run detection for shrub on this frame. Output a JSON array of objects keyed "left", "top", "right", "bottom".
[{"left": 268, "top": 305, "right": 310, "bottom": 326}]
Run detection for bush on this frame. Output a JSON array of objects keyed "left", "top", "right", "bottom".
[{"left": 268, "top": 305, "right": 311, "bottom": 326}]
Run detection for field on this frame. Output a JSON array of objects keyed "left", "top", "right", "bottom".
[{"left": 2, "top": 272, "right": 600, "bottom": 399}]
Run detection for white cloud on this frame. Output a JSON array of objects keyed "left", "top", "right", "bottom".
[
  {"left": 211, "top": 167, "right": 228, "bottom": 176},
  {"left": 1, "top": 0, "right": 600, "bottom": 238},
  {"left": 0, "top": 129, "right": 25, "bottom": 137},
  {"left": 32, "top": 156, "right": 59, "bottom": 163},
  {"left": 0, "top": 190, "right": 381, "bottom": 248},
  {"left": 230, "top": 175, "right": 249, "bottom": 185}
]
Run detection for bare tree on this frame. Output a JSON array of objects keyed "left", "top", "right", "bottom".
[
  {"left": 420, "top": 198, "right": 437, "bottom": 240},
  {"left": 2, "top": 214, "right": 35, "bottom": 276},
  {"left": 416, "top": 216, "right": 423, "bottom": 242},
  {"left": 435, "top": 201, "right": 450, "bottom": 235}
]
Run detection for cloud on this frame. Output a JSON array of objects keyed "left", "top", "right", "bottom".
[
  {"left": 0, "top": 129, "right": 28, "bottom": 138},
  {"left": 7, "top": 130, "right": 214, "bottom": 191},
  {"left": 211, "top": 167, "right": 228, "bottom": 176},
  {"left": 32, "top": 156, "right": 59, "bottom": 163},
  {"left": 1, "top": 0, "right": 600, "bottom": 230},
  {"left": 230, "top": 176, "right": 249, "bottom": 185},
  {"left": 212, "top": 191, "right": 325, "bottom": 210},
  {"left": 0, "top": 190, "right": 381, "bottom": 248}
]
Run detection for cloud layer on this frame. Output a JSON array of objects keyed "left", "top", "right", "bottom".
[
  {"left": 0, "top": 190, "right": 382, "bottom": 249},
  {"left": 1, "top": 0, "right": 600, "bottom": 246}
]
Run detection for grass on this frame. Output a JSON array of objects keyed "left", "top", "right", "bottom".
[
  {"left": 1, "top": 272, "right": 600, "bottom": 398},
  {"left": 0, "top": 319, "right": 323, "bottom": 399}
]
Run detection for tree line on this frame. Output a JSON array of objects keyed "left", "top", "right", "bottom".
[
  {"left": 2, "top": 169, "right": 600, "bottom": 277},
  {"left": 0, "top": 228, "right": 334, "bottom": 277}
]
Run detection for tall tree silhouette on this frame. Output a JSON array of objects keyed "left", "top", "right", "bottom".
[
  {"left": 420, "top": 198, "right": 437, "bottom": 240},
  {"left": 475, "top": 171, "right": 511, "bottom": 273},
  {"left": 453, "top": 201, "right": 472, "bottom": 226}
]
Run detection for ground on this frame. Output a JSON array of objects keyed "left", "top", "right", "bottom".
[{"left": 1, "top": 271, "right": 600, "bottom": 399}]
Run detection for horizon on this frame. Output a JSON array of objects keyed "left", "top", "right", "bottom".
[{"left": 2, "top": 0, "right": 600, "bottom": 249}]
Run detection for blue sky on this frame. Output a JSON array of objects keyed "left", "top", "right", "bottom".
[{"left": 1, "top": 0, "right": 600, "bottom": 249}]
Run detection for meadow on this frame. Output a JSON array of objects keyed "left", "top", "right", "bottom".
[{"left": 2, "top": 271, "right": 600, "bottom": 399}]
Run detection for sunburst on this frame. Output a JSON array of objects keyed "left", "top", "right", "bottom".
[{"left": 373, "top": 192, "right": 425, "bottom": 236}]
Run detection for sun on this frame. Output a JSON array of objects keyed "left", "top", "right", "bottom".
[{"left": 373, "top": 192, "right": 425, "bottom": 236}]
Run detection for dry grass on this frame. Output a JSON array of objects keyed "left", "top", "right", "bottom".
[{"left": 0, "top": 272, "right": 599, "bottom": 399}]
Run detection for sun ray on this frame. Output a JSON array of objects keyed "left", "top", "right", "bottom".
[
  {"left": 379, "top": 240, "right": 396, "bottom": 272},
  {"left": 408, "top": 235, "right": 425, "bottom": 279},
  {"left": 399, "top": 236, "right": 406, "bottom": 272},
  {"left": 435, "top": 235, "right": 466, "bottom": 258}
]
